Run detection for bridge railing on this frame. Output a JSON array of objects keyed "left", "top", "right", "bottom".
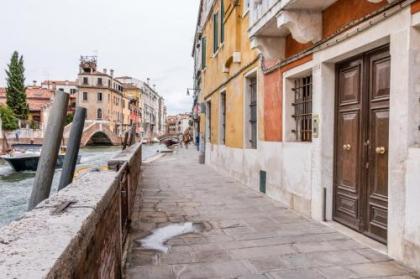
[{"left": 0, "top": 143, "right": 143, "bottom": 279}]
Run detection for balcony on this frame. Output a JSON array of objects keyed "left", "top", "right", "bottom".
[{"left": 249, "top": 0, "right": 338, "bottom": 60}]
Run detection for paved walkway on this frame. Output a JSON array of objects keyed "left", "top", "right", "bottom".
[{"left": 125, "top": 148, "right": 418, "bottom": 279}]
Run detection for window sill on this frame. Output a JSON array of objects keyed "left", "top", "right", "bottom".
[{"left": 212, "top": 43, "right": 224, "bottom": 59}]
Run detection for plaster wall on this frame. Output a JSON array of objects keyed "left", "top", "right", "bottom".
[
  {"left": 206, "top": 6, "right": 420, "bottom": 272},
  {"left": 206, "top": 141, "right": 312, "bottom": 216}
]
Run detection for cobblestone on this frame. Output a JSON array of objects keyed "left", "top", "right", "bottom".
[{"left": 125, "top": 148, "right": 419, "bottom": 279}]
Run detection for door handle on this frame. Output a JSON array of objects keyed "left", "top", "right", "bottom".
[
  {"left": 375, "top": 146, "right": 386, "bottom": 155},
  {"left": 342, "top": 144, "right": 351, "bottom": 151}
]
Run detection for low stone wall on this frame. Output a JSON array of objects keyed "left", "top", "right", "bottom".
[{"left": 0, "top": 143, "right": 142, "bottom": 278}]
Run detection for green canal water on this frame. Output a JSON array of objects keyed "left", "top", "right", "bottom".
[{"left": 0, "top": 144, "right": 164, "bottom": 227}]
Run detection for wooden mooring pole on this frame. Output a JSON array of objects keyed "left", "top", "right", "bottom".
[
  {"left": 58, "top": 107, "right": 86, "bottom": 191},
  {"left": 28, "top": 91, "right": 69, "bottom": 210}
]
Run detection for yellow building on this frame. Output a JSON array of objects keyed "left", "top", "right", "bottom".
[{"left": 194, "top": 0, "right": 260, "bottom": 150}]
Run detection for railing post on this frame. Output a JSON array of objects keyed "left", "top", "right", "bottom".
[
  {"left": 28, "top": 91, "right": 69, "bottom": 210},
  {"left": 58, "top": 107, "right": 86, "bottom": 191}
]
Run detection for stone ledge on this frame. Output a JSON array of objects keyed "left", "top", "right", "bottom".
[{"left": 0, "top": 171, "right": 118, "bottom": 279}]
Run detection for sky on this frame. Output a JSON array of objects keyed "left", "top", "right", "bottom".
[{"left": 0, "top": 0, "right": 199, "bottom": 115}]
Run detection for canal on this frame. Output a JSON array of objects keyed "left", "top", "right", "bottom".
[{"left": 0, "top": 144, "right": 164, "bottom": 227}]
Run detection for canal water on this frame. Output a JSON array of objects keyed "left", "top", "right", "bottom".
[{"left": 0, "top": 144, "right": 164, "bottom": 228}]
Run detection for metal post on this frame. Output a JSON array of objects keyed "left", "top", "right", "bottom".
[
  {"left": 58, "top": 107, "right": 86, "bottom": 191},
  {"left": 28, "top": 91, "right": 69, "bottom": 210},
  {"left": 130, "top": 124, "right": 136, "bottom": 145}
]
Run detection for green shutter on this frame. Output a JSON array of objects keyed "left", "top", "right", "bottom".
[
  {"left": 213, "top": 13, "right": 219, "bottom": 53},
  {"left": 201, "top": 37, "right": 206, "bottom": 69},
  {"left": 221, "top": 0, "right": 225, "bottom": 43}
]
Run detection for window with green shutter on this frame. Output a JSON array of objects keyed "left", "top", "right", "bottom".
[
  {"left": 221, "top": 0, "right": 225, "bottom": 44},
  {"left": 213, "top": 13, "right": 219, "bottom": 53},
  {"left": 201, "top": 37, "right": 206, "bottom": 69}
]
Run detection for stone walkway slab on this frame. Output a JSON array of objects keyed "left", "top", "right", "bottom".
[{"left": 125, "top": 148, "right": 419, "bottom": 279}]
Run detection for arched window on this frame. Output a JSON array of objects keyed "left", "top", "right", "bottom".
[{"left": 97, "top": 108, "right": 102, "bottom": 120}]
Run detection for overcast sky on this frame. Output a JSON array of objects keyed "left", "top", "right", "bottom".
[{"left": 0, "top": 0, "right": 199, "bottom": 115}]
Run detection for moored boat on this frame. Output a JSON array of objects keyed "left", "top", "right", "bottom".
[{"left": 0, "top": 154, "right": 81, "bottom": 172}]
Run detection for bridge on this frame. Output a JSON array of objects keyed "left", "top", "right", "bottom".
[{"left": 63, "top": 120, "right": 123, "bottom": 147}]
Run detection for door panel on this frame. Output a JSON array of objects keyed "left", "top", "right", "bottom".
[
  {"left": 334, "top": 46, "right": 390, "bottom": 244},
  {"left": 366, "top": 52, "right": 390, "bottom": 243},
  {"left": 334, "top": 59, "right": 363, "bottom": 230}
]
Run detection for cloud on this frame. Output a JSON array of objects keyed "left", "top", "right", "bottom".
[{"left": 0, "top": 0, "right": 199, "bottom": 115}]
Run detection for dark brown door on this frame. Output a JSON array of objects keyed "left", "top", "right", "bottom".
[{"left": 334, "top": 46, "right": 390, "bottom": 244}]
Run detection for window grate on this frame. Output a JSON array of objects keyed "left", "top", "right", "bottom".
[
  {"left": 249, "top": 77, "right": 257, "bottom": 149},
  {"left": 292, "top": 75, "right": 312, "bottom": 142},
  {"left": 221, "top": 92, "right": 226, "bottom": 144}
]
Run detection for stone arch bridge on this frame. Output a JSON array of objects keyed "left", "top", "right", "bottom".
[{"left": 63, "top": 120, "right": 122, "bottom": 147}]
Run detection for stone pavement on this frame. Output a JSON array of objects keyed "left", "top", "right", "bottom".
[{"left": 125, "top": 148, "right": 419, "bottom": 279}]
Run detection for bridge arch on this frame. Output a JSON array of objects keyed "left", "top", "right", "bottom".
[{"left": 81, "top": 126, "right": 119, "bottom": 147}]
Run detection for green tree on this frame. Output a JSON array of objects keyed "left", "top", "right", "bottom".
[
  {"left": 0, "top": 105, "right": 18, "bottom": 131},
  {"left": 65, "top": 112, "right": 74, "bottom": 125},
  {"left": 5, "top": 51, "right": 29, "bottom": 120}
]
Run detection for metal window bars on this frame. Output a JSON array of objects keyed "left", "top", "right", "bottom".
[
  {"left": 221, "top": 93, "right": 226, "bottom": 144},
  {"left": 292, "top": 75, "right": 312, "bottom": 142},
  {"left": 249, "top": 78, "right": 257, "bottom": 149}
]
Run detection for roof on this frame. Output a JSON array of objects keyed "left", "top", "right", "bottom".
[
  {"left": 41, "top": 80, "right": 77, "bottom": 86},
  {"left": 0, "top": 87, "right": 54, "bottom": 111}
]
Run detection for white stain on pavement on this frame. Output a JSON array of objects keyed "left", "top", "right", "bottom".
[{"left": 137, "top": 222, "right": 204, "bottom": 253}]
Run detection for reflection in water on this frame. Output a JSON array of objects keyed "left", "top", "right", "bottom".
[{"left": 0, "top": 144, "right": 164, "bottom": 227}]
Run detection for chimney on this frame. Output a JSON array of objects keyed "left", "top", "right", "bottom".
[
  {"left": 147, "top": 78, "right": 150, "bottom": 85},
  {"left": 153, "top": 84, "right": 156, "bottom": 91},
  {"left": 103, "top": 68, "right": 107, "bottom": 74},
  {"left": 110, "top": 69, "right": 114, "bottom": 77},
  {"left": 32, "top": 80, "right": 37, "bottom": 86}
]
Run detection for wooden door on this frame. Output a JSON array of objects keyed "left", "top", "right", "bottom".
[
  {"left": 334, "top": 46, "right": 390, "bottom": 244},
  {"left": 365, "top": 50, "right": 390, "bottom": 243},
  {"left": 334, "top": 57, "right": 364, "bottom": 231}
]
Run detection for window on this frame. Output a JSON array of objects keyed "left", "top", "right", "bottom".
[
  {"left": 97, "top": 92, "right": 103, "bottom": 102},
  {"left": 97, "top": 78, "right": 103, "bottom": 86},
  {"left": 244, "top": 0, "right": 250, "bottom": 13},
  {"left": 201, "top": 37, "right": 207, "bottom": 69},
  {"left": 213, "top": 13, "right": 219, "bottom": 53},
  {"left": 220, "top": 0, "right": 225, "bottom": 44},
  {"left": 292, "top": 75, "right": 312, "bottom": 142},
  {"left": 83, "top": 77, "right": 88, "bottom": 85},
  {"left": 207, "top": 101, "right": 212, "bottom": 141},
  {"left": 249, "top": 77, "right": 257, "bottom": 148},
  {"left": 245, "top": 74, "right": 257, "bottom": 149},
  {"left": 97, "top": 108, "right": 102, "bottom": 120},
  {"left": 70, "top": 88, "right": 76, "bottom": 94},
  {"left": 58, "top": 88, "right": 64, "bottom": 92},
  {"left": 82, "top": 92, "right": 88, "bottom": 101},
  {"left": 220, "top": 92, "right": 226, "bottom": 144}
]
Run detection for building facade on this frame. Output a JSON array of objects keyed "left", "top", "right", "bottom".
[
  {"left": 194, "top": 0, "right": 420, "bottom": 272},
  {"left": 76, "top": 56, "right": 131, "bottom": 135},
  {"left": 116, "top": 77, "right": 165, "bottom": 140},
  {"left": 0, "top": 86, "right": 54, "bottom": 128}
]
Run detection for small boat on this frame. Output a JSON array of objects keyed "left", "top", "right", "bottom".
[{"left": 0, "top": 152, "right": 81, "bottom": 172}]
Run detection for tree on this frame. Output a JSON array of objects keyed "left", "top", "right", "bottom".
[
  {"left": 5, "top": 51, "right": 29, "bottom": 120},
  {"left": 0, "top": 105, "right": 18, "bottom": 131}
]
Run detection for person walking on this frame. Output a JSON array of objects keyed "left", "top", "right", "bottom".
[{"left": 183, "top": 127, "right": 192, "bottom": 149}]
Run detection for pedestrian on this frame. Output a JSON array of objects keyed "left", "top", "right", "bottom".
[
  {"left": 183, "top": 127, "right": 192, "bottom": 149},
  {"left": 15, "top": 130, "right": 19, "bottom": 142}
]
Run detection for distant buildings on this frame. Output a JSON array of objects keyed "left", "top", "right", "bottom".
[
  {"left": 76, "top": 56, "right": 131, "bottom": 135},
  {"left": 166, "top": 113, "right": 191, "bottom": 135},
  {"left": 116, "top": 76, "right": 166, "bottom": 139},
  {"left": 0, "top": 56, "right": 166, "bottom": 144},
  {"left": 0, "top": 85, "right": 55, "bottom": 129}
]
